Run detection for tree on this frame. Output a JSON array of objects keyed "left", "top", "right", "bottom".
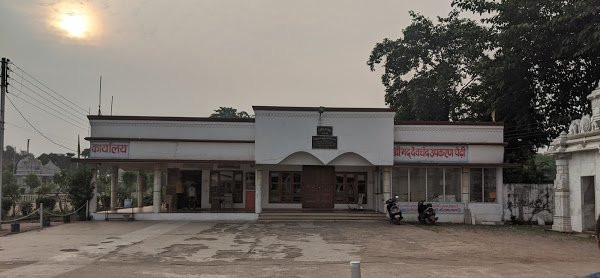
[
  {"left": 2, "top": 171, "right": 20, "bottom": 216},
  {"left": 37, "top": 153, "right": 76, "bottom": 173},
  {"left": 209, "top": 107, "right": 252, "bottom": 118},
  {"left": 52, "top": 172, "right": 70, "bottom": 212},
  {"left": 450, "top": 0, "right": 600, "bottom": 162},
  {"left": 368, "top": 11, "right": 492, "bottom": 122},
  {"left": 67, "top": 168, "right": 94, "bottom": 218},
  {"left": 25, "top": 174, "right": 41, "bottom": 190},
  {"left": 369, "top": 1, "right": 600, "bottom": 177}
]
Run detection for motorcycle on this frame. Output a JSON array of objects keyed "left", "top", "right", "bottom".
[
  {"left": 417, "top": 200, "right": 438, "bottom": 225},
  {"left": 386, "top": 196, "right": 403, "bottom": 225}
]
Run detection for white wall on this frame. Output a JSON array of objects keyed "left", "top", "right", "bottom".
[
  {"left": 568, "top": 151, "right": 600, "bottom": 232},
  {"left": 394, "top": 125, "right": 504, "bottom": 143},
  {"left": 255, "top": 110, "right": 395, "bottom": 165},
  {"left": 393, "top": 125, "right": 504, "bottom": 164},
  {"left": 90, "top": 119, "right": 255, "bottom": 141},
  {"left": 129, "top": 141, "right": 254, "bottom": 161}
]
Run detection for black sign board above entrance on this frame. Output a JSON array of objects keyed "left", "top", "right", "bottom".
[
  {"left": 312, "top": 136, "right": 337, "bottom": 149},
  {"left": 317, "top": 126, "right": 333, "bottom": 136}
]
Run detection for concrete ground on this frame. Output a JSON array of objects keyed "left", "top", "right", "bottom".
[{"left": 0, "top": 221, "right": 599, "bottom": 277}]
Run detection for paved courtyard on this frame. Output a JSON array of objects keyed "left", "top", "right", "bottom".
[{"left": 0, "top": 220, "right": 598, "bottom": 277}]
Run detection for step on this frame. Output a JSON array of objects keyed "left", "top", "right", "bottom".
[{"left": 258, "top": 212, "right": 386, "bottom": 222}]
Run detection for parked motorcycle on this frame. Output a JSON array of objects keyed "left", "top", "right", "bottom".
[
  {"left": 386, "top": 196, "right": 403, "bottom": 225},
  {"left": 417, "top": 200, "right": 438, "bottom": 225}
]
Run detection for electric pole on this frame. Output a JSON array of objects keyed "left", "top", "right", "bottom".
[{"left": 0, "top": 57, "right": 9, "bottom": 227}]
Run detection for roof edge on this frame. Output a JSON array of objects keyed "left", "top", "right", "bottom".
[
  {"left": 87, "top": 115, "right": 255, "bottom": 123},
  {"left": 252, "top": 106, "right": 395, "bottom": 113},
  {"left": 395, "top": 121, "right": 504, "bottom": 126}
]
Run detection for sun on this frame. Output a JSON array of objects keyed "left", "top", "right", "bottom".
[
  {"left": 50, "top": 2, "right": 98, "bottom": 40},
  {"left": 59, "top": 13, "right": 89, "bottom": 38}
]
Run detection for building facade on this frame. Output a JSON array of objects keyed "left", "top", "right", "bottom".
[
  {"left": 15, "top": 155, "right": 61, "bottom": 193},
  {"left": 81, "top": 106, "right": 507, "bottom": 222},
  {"left": 548, "top": 84, "right": 600, "bottom": 232}
]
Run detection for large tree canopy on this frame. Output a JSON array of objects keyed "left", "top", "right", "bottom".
[{"left": 369, "top": 0, "right": 600, "bottom": 175}]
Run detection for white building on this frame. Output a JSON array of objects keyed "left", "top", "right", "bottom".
[
  {"left": 548, "top": 84, "right": 600, "bottom": 232},
  {"left": 80, "top": 106, "right": 507, "bottom": 222},
  {"left": 15, "top": 155, "right": 61, "bottom": 193}
]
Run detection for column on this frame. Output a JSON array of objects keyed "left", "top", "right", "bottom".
[
  {"left": 382, "top": 167, "right": 392, "bottom": 212},
  {"left": 552, "top": 154, "right": 572, "bottom": 232},
  {"left": 255, "top": 168, "right": 263, "bottom": 214},
  {"left": 201, "top": 169, "right": 211, "bottom": 209},
  {"left": 137, "top": 171, "right": 144, "bottom": 208},
  {"left": 153, "top": 167, "right": 162, "bottom": 213},
  {"left": 110, "top": 166, "right": 118, "bottom": 211},
  {"left": 89, "top": 168, "right": 98, "bottom": 213}
]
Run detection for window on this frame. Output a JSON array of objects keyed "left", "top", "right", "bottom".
[
  {"left": 210, "top": 171, "right": 243, "bottom": 203},
  {"left": 483, "top": 168, "right": 497, "bottom": 202},
  {"left": 269, "top": 172, "right": 301, "bottom": 203},
  {"left": 469, "top": 168, "right": 497, "bottom": 203},
  {"left": 392, "top": 168, "right": 409, "bottom": 201},
  {"left": 469, "top": 168, "right": 483, "bottom": 202},
  {"left": 335, "top": 173, "right": 367, "bottom": 204},
  {"left": 445, "top": 168, "right": 462, "bottom": 202},
  {"left": 392, "top": 167, "right": 463, "bottom": 202},
  {"left": 410, "top": 168, "right": 426, "bottom": 201},
  {"left": 427, "top": 168, "right": 444, "bottom": 202}
]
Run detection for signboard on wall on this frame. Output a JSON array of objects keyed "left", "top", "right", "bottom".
[
  {"left": 393, "top": 145, "right": 468, "bottom": 163},
  {"left": 398, "top": 202, "right": 465, "bottom": 214},
  {"left": 312, "top": 126, "right": 337, "bottom": 149},
  {"left": 90, "top": 142, "right": 129, "bottom": 159}
]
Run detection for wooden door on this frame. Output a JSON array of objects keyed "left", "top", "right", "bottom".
[{"left": 302, "top": 166, "right": 334, "bottom": 209}]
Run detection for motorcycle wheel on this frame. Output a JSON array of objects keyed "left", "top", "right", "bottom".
[
  {"left": 425, "top": 215, "right": 436, "bottom": 225},
  {"left": 392, "top": 218, "right": 402, "bottom": 225},
  {"left": 418, "top": 217, "right": 426, "bottom": 224}
]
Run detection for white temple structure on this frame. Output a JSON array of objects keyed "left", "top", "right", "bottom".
[{"left": 548, "top": 84, "right": 600, "bottom": 232}]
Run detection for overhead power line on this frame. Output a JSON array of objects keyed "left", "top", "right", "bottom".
[
  {"left": 7, "top": 83, "right": 88, "bottom": 127},
  {"left": 5, "top": 121, "right": 76, "bottom": 147},
  {"left": 6, "top": 95, "right": 76, "bottom": 152},
  {"left": 7, "top": 72, "right": 87, "bottom": 118},
  {"left": 7, "top": 87, "right": 87, "bottom": 130},
  {"left": 8, "top": 61, "right": 88, "bottom": 114}
]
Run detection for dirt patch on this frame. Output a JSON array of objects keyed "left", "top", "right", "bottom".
[
  {"left": 184, "top": 237, "right": 217, "bottom": 241},
  {"left": 159, "top": 244, "right": 209, "bottom": 259}
]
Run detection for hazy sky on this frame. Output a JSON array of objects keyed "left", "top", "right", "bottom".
[{"left": 0, "top": 0, "right": 454, "bottom": 154}]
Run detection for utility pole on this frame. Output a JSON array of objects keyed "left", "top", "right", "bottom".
[{"left": 0, "top": 57, "right": 9, "bottom": 227}]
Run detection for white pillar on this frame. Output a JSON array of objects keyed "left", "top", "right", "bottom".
[
  {"left": 110, "top": 166, "right": 118, "bottom": 211},
  {"left": 552, "top": 153, "right": 572, "bottom": 232},
  {"left": 137, "top": 171, "right": 144, "bottom": 208},
  {"left": 89, "top": 168, "right": 98, "bottom": 213},
  {"left": 153, "top": 168, "right": 162, "bottom": 213},
  {"left": 382, "top": 167, "right": 392, "bottom": 212},
  {"left": 201, "top": 169, "right": 211, "bottom": 209},
  {"left": 255, "top": 168, "right": 263, "bottom": 214}
]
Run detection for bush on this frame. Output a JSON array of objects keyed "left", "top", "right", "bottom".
[
  {"left": 143, "top": 195, "right": 153, "bottom": 206},
  {"left": 37, "top": 196, "right": 57, "bottom": 211},
  {"left": 1, "top": 197, "right": 13, "bottom": 217},
  {"left": 21, "top": 202, "right": 34, "bottom": 216},
  {"left": 99, "top": 195, "right": 110, "bottom": 210}
]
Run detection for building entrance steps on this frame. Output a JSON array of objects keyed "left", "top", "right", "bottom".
[{"left": 258, "top": 209, "right": 385, "bottom": 222}]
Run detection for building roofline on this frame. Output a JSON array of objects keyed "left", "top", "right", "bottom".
[
  {"left": 252, "top": 106, "right": 396, "bottom": 113},
  {"left": 87, "top": 115, "right": 255, "bottom": 123},
  {"left": 395, "top": 121, "right": 504, "bottom": 126}
]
